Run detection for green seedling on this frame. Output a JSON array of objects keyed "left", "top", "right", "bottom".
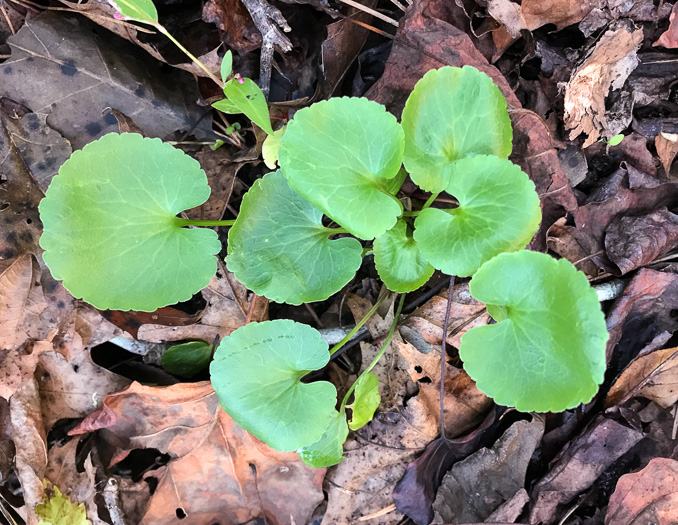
[{"left": 39, "top": 65, "right": 609, "bottom": 468}]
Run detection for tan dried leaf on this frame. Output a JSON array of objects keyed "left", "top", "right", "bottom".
[
  {"left": 656, "top": 131, "right": 678, "bottom": 175},
  {"left": 564, "top": 23, "right": 643, "bottom": 147},
  {"left": 70, "top": 382, "right": 323, "bottom": 525}
]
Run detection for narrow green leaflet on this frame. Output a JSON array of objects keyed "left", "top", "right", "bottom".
[
  {"left": 226, "top": 171, "right": 362, "bottom": 304},
  {"left": 278, "top": 97, "right": 405, "bottom": 240},
  {"left": 109, "top": 0, "right": 158, "bottom": 23},
  {"left": 374, "top": 219, "right": 434, "bottom": 292},
  {"left": 347, "top": 372, "right": 380, "bottom": 430},
  {"left": 222, "top": 77, "right": 274, "bottom": 135},
  {"left": 414, "top": 156, "right": 541, "bottom": 277},
  {"left": 262, "top": 125, "right": 286, "bottom": 169},
  {"left": 161, "top": 341, "right": 212, "bottom": 377},
  {"left": 39, "top": 133, "right": 220, "bottom": 312},
  {"left": 297, "top": 410, "right": 349, "bottom": 468},
  {"left": 220, "top": 50, "right": 233, "bottom": 83},
  {"left": 210, "top": 320, "right": 337, "bottom": 451},
  {"left": 401, "top": 66, "right": 513, "bottom": 192},
  {"left": 460, "top": 251, "right": 609, "bottom": 412}
]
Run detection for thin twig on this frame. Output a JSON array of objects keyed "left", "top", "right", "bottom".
[
  {"left": 388, "top": 0, "right": 407, "bottom": 12},
  {"left": 337, "top": 0, "right": 400, "bottom": 27},
  {"left": 0, "top": 4, "right": 16, "bottom": 34},
  {"left": 333, "top": 10, "right": 395, "bottom": 39},
  {"left": 439, "top": 276, "right": 455, "bottom": 440}
]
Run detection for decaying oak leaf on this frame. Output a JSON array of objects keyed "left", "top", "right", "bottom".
[
  {"left": 606, "top": 458, "right": 678, "bottom": 525},
  {"left": 564, "top": 22, "right": 643, "bottom": 147},
  {"left": 606, "top": 346, "right": 678, "bottom": 408},
  {"left": 70, "top": 382, "right": 323, "bottom": 525},
  {"left": 656, "top": 131, "right": 678, "bottom": 174}
]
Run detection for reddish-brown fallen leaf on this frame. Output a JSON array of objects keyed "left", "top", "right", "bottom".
[
  {"left": 70, "top": 382, "right": 323, "bottom": 525},
  {"left": 605, "top": 208, "right": 678, "bottom": 274},
  {"left": 202, "top": 0, "right": 260, "bottom": 52},
  {"left": 605, "top": 458, "right": 678, "bottom": 525},
  {"left": 654, "top": 3, "right": 678, "bottom": 49},
  {"left": 100, "top": 307, "right": 201, "bottom": 340},
  {"left": 529, "top": 415, "right": 643, "bottom": 524},
  {"left": 564, "top": 21, "right": 643, "bottom": 146},
  {"left": 656, "top": 131, "right": 678, "bottom": 174},
  {"left": 606, "top": 346, "right": 678, "bottom": 408}
]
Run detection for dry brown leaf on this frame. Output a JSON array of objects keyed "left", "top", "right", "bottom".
[
  {"left": 564, "top": 22, "right": 643, "bottom": 147},
  {"left": 654, "top": 3, "right": 678, "bottom": 49},
  {"left": 606, "top": 346, "right": 678, "bottom": 408},
  {"left": 70, "top": 381, "right": 323, "bottom": 525},
  {"left": 522, "top": 0, "right": 597, "bottom": 30},
  {"left": 605, "top": 208, "right": 678, "bottom": 274},
  {"left": 529, "top": 415, "right": 644, "bottom": 525},
  {"left": 137, "top": 264, "right": 268, "bottom": 343},
  {"left": 605, "top": 458, "right": 678, "bottom": 525},
  {"left": 656, "top": 131, "right": 678, "bottom": 174},
  {"left": 45, "top": 439, "right": 106, "bottom": 525},
  {"left": 488, "top": 0, "right": 597, "bottom": 34},
  {"left": 0, "top": 255, "right": 47, "bottom": 400},
  {"left": 432, "top": 417, "right": 544, "bottom": 524},
  {"left": 10, "top": 379, "right": 47, "bottom": 525}
]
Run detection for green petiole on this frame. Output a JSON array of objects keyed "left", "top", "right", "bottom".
[
  {"left": 340, "top": 293, "right": 405, "bottom": 411},
  {"left": 328, "top": 292, "right": 389, "bottom": 356},
  {"left": 178, "top": 219, "right": 236, "bottom": 227}
]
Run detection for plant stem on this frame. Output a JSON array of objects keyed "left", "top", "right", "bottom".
[
  {"left": 402, "top": 211, "right": 421, "bottom": 217},
  {"left": 329, "top": 292, "right": 388, "bottom": 356},
  {"left": 340, "top": 293, "right": 405, "bottom": 410},
  {"left": 422, "top": 192, "right": 440, "bottom": 210},
  {"left": 439, "top": 276, "right": 455, "bottom": 440},
  {"left": 154, "top": 24, "right": 224, "bottom": 88},
  {"left": 326, "top": 227, "right": 349, "bottom": 235},
  {"left": 178, "top": 219, "right": 236, "bottom": 227}
]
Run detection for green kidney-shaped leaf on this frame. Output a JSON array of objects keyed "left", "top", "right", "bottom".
[
  {"left": 226, "top": 171, "right": 362, "bottom": 304},
  {"left": 414, "top": 156, "right": 541, "bottom": 277},
  {"left": 222, "top": 78, "right": 273, "bottom": 135},
  {"left": 110, "top": 0, "right": 158, "bottom": 23},
  {"left": 297, "top": 410, "right": 349, "bottom": 468},
  {"left": 347, "top": 372, "right": 380, "bottom": 430},
  {"left": 401, "top": 66, "right": 513, "bottom": 192},
  {"left": 39, "top": 133, "right": 220, "bottom": 311},
  {"left": 278, "top": 97, "right": 405, "bottom": 240},
  {"left": 161, "top": 341, "right": 212, "bottom": 377},
  {"left": 374, "top": 219, "right": 434, "bottom": 292},
  {"left": 460, "top": 251, "right": 609, "bottom": 412},
  {"left": 210, "top": 320, "right": 337, "bottom": 451}
]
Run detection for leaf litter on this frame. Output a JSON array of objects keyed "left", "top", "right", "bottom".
[{"left": 3, "top": 0, "right": 678, "bottom": 523}]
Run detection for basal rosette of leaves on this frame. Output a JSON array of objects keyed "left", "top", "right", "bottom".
[{"left": 38, "top": 63, "right": 610, "bottom": 469}]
